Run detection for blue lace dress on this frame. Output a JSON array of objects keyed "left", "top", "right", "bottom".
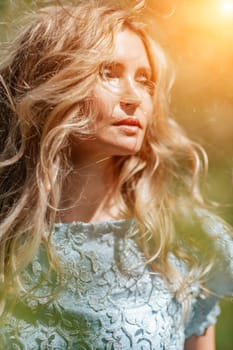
[{"left": 0, "top": 209, "right": 233, "bottom": 349}]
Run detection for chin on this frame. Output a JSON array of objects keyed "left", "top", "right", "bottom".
[
  {"left": 113, "top": 146, "right": 143, "bottom": 156},
  {"left": 111, "top": 141, "right": 144, "bottom": 156}
]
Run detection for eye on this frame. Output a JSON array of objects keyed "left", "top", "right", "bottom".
[
  {"left": 136, "top": 71, "right": 155, "bottom": 95},
  {"left": 99, "top": 63, "right": 122, "bottom": 80}
]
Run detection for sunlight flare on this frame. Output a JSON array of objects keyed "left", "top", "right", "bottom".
[{"left": 220, "top": 0, "right": 233, "bottom": 16}]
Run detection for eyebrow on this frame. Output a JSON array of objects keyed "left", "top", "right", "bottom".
[
  {"left": 104, "top": 61, "right": 153, "bottom": 76},
  {"left": 136, "top": 66, "right": 153, "bottom": 77}
]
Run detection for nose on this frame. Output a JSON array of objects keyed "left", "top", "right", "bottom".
[
  {"left": 120, "top": 77, "right": 141, "bottom": 115},
  {"left": 120, "top": 98, "right": 141, "bottom": 115}
]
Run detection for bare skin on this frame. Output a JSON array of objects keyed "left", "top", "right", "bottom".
[
  {"left": 58, "top": 155, "right": 117, "bottom": 223},
  {"left": 185, "top": 326, "right": 215, "bottom": 350}
]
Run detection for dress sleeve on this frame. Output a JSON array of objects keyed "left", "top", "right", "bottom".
[
  {"left": 185, "top": 208, "right": 233, "bottom": 338},
  {"left": 195, "top": 208, "right": 233, "bottom": 296},
  {"left": 185, "top": 294, "right": 220, "bottom": 338}
]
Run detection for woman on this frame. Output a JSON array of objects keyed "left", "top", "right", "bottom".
[{"left": 0, "top": 1, "right": 232, "bottom": 349}]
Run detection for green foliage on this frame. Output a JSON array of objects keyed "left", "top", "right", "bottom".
[
  {"left": 216, "top": 300, "right": 233, "bottom": 350},
  {"left": 0, "top": 0, "right": 7, "bottom": 12}
]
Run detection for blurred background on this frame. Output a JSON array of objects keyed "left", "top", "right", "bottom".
[
  {"left": 148, "top": 2, "right": 233, "bottom": 349},
  {"left": 0, "top": 0, "right": 233, "bottom": 348}
]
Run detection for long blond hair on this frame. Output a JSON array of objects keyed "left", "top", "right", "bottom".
[{"left": 0, "top": 0, "right": 209, "bottom": 312}]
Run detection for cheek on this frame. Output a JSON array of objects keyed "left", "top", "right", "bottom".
[
  {"left": 93, "top": 86, "right": 116, "bottom": 123},
  {"left": 95, "top": 101, "right": 111, "bottom": 124},
  {"left": 143, "top": 97, "right": 154, "bottom": 123}
]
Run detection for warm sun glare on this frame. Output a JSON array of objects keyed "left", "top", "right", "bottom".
[{"left": 220, "top": 0, "right": 233, "bottom": 15}]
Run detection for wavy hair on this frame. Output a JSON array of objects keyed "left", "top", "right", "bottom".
[{"left": 0, "top": 0, "right": 210, "bottom": 313}]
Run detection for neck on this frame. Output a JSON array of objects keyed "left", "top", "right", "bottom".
[{"left": 58, "top": 155, "right": 119, "bottom": 223}]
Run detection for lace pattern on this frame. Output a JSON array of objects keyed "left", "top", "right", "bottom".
[{"left": 1, "top": 212, "right": 231, "bottom": 350}]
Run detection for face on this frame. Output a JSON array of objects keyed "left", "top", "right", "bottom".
[{"left": 78, "top": 29, "right": 155, "bottom": 160}]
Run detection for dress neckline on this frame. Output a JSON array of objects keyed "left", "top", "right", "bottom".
[{"left": 53, "top": 218, "right": 135, "bottom": 237}]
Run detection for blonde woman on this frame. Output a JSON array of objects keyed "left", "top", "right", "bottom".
[{"left": 0, "top": 1, "right": 232, "bottom": 349}]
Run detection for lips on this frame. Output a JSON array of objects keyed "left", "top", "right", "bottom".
[{"left": 113, "top": 118, "right": 142, "bottom": 129}]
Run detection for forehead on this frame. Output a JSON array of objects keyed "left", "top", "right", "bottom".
[{"left": 112, "top": 29, "right": 151, "bottom": 68}]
